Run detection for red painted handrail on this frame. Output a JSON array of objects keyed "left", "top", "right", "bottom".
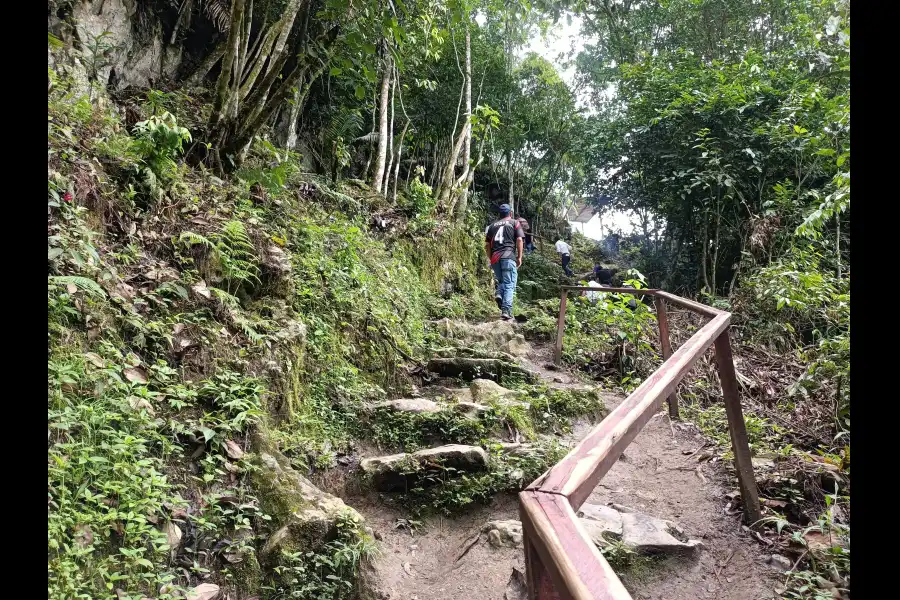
[{"left": 522, "top": 286, "right": 759, "bottom": 600}]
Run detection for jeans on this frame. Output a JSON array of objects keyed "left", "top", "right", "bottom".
[
  {"left": 491, "top": 259, "right": 518, "bottom": 313},
  {"left": 561, "top": 253, "right": 573, "bottom": 276}
]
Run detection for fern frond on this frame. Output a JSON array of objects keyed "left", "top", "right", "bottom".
[
  {"left": 210, "top": 286, "right": 241, "bottom": 309},
  {"left": 178, "top": 230, "right": 216, "bottom": 250},
  {"left": 324, "top": 110, "right": 365, "bottom": 147},
  {"left": 49, "top": 276, "right": 107, "bottom": 298},
  {"left": 202, "top": 0, "right": 231, "bottom": 33}
]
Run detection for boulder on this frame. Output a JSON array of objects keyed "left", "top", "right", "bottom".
[
  {"left": 360, "top": 444, "right": 489, "bottom": 492},
  {"left": 484, "top": 520, "right": 523, "bottom": 548},
  {"left": 249, "top": 429, "right": 365, "bottom": 567},
  {"left": 470, "top": 379, "right": 526, "bottom": 405},
  {"left": 505, "top": 334, "right": 530, "bottom": 357}
]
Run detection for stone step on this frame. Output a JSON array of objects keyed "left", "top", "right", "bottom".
[
  {"left": 369, "top": 398, "right": 443, "bottom": 414},
  {"left": 371, "top": 379, "right": 532, "bottom": 419},
  {"left": 360, "top": 444, "right": 489, "bottom": 492},
  {"left": 483, "top": 503, "right": 702, "bottom": 555},
  {"left": 426, "top": 357, "right": 537, "bottom": 385},
  {"left": 431, "top": 318, "right": 530, "bottom": 357}
]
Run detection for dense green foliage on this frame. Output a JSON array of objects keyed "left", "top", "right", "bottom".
[{"left": 49, "top": 0, "right": 850, "bottom": 597}]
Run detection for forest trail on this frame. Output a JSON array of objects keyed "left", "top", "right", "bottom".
[{"left": 345, "top": 320, "right": 780, "bottom": 600}]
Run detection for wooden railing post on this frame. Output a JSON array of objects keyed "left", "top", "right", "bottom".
[
  {"left": 521, "top": 496, "right": 563, "bottom": 600},
  {"left": 714, "top": 329, "right": 762, "bottom": 525},
  {"left": 553, "top": 288, "right": 568, "bottom": 366},
  {"left": 653, "top": 297, "right": 680, "bottom": 420}
]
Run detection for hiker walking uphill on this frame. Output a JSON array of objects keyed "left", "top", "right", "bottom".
[
  {"left": 485, "top": 203, "right": 524, "bottom": 320},
  {"left": 555, "top": 237, "right": 574, "bottom": 276},
  {"left": 516, "top": 213, "right": 535, "bottom": 254}
]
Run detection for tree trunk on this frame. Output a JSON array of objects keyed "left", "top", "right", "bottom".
[
  {"left": 364, "top": 87, "right": 378, "bottom": 181},
  {"left": 700, "top": 207, "right": 710, "bottom": 293},
  {"left": 383, "top": 74, "right": 396, "bottom": 196},
  {"left": 836, "top": 213, "right": 841, "bottom": 279},
  {"left": 371, "top": 51, "right": 393, "bottom": 192},
  {"left": 507, "top": 150, "right": 514, "bottom": 214},
  {"left": 449, "top": 25, "right": 473, "bottom": 218},
  {"left": 211, "top": 0, "right": 247, "bottom": 127},
  {"left": 392, "top": 119, "right": 410, "bottom": 202}
]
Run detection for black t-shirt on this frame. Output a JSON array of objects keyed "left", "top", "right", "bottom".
[
  {"left": 594, "top": 268, "right": 613, "bottom": 285},
  {"left": 485, "top": 217, "right": 524, "bottom": 264}
]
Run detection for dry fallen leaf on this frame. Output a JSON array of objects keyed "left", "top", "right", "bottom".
[
  {"left": 224, "top": 440, "right": 245, "bottom": 460},
  {"left": 128, "top": 397, "right": 155, "bottom": 415},
  {"left": 803, "top": 530, "right": 834, "bottom": 555},
  {"left": 402, "top": 562, "right": 414, "bottom": 576},
  {"left": 124, "top": 367, "right": 149, "bottom": 384},
  {"left": 74, "top": 524, "right": 93, "bottom": 548},
  {"left": 186, "top": 583, "right": 221, "bottom": 600},
  {"left": 192, "top": 281, "right": 212, "bottom": 299},
  {"left": 163, "top": 521, "right": 182, "bottom": 549},
  {"left": 84, "top": 352, "right": 106, "bottom": 368}
]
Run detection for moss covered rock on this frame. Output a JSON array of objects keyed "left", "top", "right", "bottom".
[{"left": 249, "top": 429, "right": 364, "bottom": 566}]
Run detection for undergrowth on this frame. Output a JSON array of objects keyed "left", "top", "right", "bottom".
[{"left": 47, "top": 59, "right": 487, "bottom": 599}]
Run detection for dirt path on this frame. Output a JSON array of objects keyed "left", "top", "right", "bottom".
[{"left": 353, "top": 336, "right": 780, "bottom": 600}]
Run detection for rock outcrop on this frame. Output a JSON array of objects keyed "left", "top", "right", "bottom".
[{"left": 249, "top": 429, "right": 366, "bottom": 568}]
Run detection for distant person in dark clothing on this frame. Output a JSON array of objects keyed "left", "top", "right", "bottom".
[
  {"left": 621, "top": 282, "right": 638, "bottom": 311},
  {"left": 594, "top": 266, "right": 613, "bottom": 286},
  {"left": 485, "top": 203, "right": 524, "bottom": 320},
  {"left": 516, "top": 214, "right": 535, "bottom": 254}
]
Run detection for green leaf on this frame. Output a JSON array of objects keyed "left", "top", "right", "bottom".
[
  {"left": 354, "top": 85, "right": 366, "bottom": 100},
  {"left": 199, "top": 427, "right": 216, "bottom": 443}
]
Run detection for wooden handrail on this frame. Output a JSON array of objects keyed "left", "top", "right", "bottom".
[{"left": 523, "top": 287, "right": 760, "bottom": 600}]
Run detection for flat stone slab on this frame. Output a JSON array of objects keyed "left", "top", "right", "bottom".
[
  {"left": 360, "top": 444, "right": 489, "bottom": 492},
  {"left": 577, "top": 503, "right": 703, "bottom": 555},
  {"left": 482, "top": 504, "right": 702, "bottom": 556}
]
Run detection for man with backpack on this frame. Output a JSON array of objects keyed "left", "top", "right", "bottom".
[{"left": 485, "top": 203, "right": 524, "bottom": 320}]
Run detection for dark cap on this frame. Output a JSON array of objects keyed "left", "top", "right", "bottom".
[{"left": 498, "top": 203, "right": 511, "bottom": 214}]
